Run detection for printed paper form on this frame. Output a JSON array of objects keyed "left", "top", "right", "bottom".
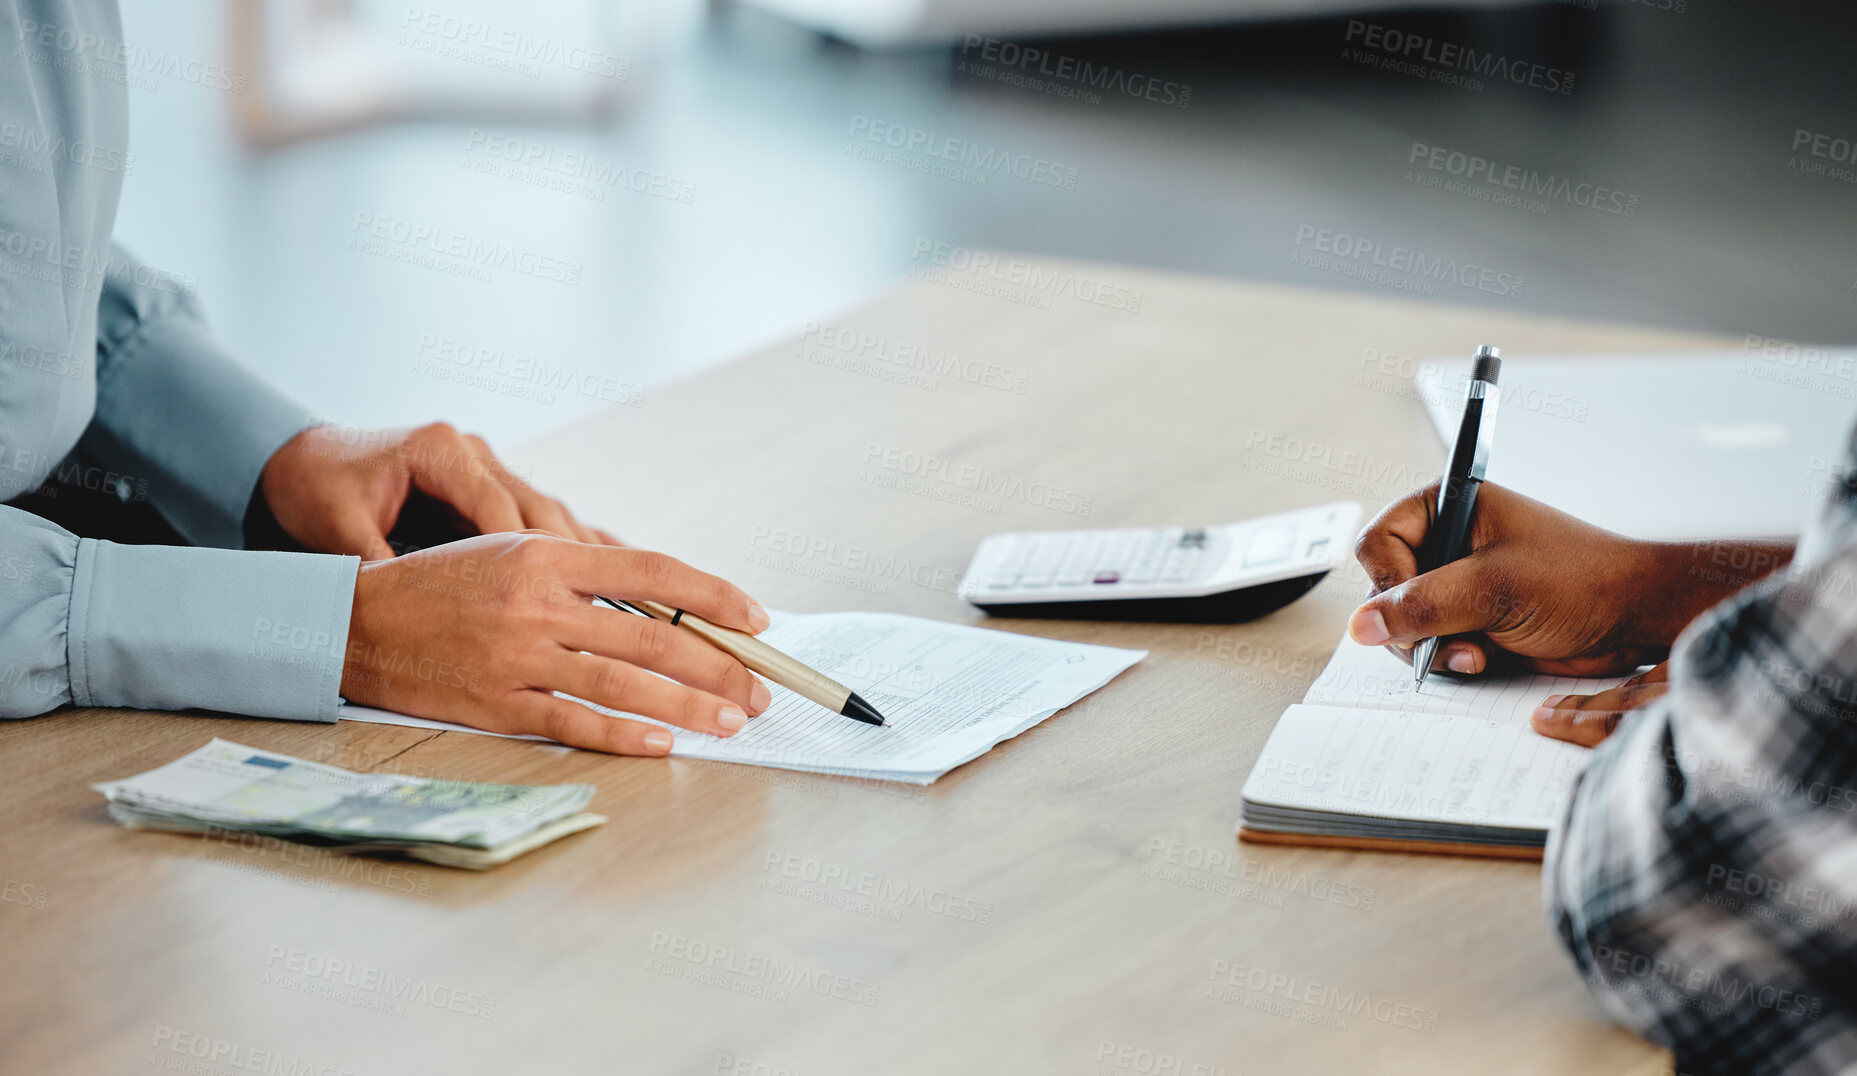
[{"left": 628, "top": 612, "right": 1145, "bottom": 781}]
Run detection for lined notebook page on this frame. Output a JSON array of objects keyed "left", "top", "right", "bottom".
[
  {"left": 1304, "top": 636, "right": 1632, "bottom": 721},
  {"left": 1243, "top": 703, "right": 1592, "bottom": 830}
]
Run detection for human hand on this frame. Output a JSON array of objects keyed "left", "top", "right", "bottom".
[
  {"left": 1348, "top": 481, "right": 1700, "bottom": 678},
  {"left": 340, "top": 531, "right": 774, "bottom": 755},
  {"left": 260, "top": 423, "right": 620, "bottom": 561},
  {"left": 1529, "top": 662, "right": 1669, "bottom": 746}
]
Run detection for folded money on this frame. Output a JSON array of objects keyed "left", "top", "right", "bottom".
[{"left": 94, "top": 739, "right": 606, "bottom": 870}]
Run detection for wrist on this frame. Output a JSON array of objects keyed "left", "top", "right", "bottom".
[
  {"left": 259, "top": 425, "right": 322, "bottom": 504},
  {"left": 1624, "top": 538, "right": 1794, "bottom": 646},
  {"left": 1616, "top": 540, "right": 1692, "bottom": 648},
  {"left": 339, "top": 561, "right": 385, "bottom": 704}
]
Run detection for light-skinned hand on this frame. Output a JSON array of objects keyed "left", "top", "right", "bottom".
[
  {"left": 340, "top": 531, "right": 774, "bottom": 756},
  {"left": 260, "top": 422, "right": 620, "bottom": 561}
]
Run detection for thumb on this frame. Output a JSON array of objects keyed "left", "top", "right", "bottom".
[
  {"left": 1348, "top": 558, "right": 1499, "bottom": 648},
  {"left": 1353, "top": 482, "right": 1438, "bottom": 595},
  {"left": 323, "top": 500, "right": 398, "bottom": 562}
]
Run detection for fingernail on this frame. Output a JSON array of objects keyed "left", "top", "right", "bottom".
[
  {"left": 717, "top": 707, "right": 747, "bottom": 733},
  {"left": 1349, "top": 608, "right": 1389, "bottom": 646},
  {"left": 644, "top": 729, "right": 674, "bottom": 753},
  {"left": 1531, "top": 696, "right": 1570, "bottom": 727},
  {"left": 749, "top": 682, "right": 771, "bottom": 714},
  {"left": 746, "top": 601, "right": 771, "bottom": 633},
  {"left": 1447, "top": 650, "right": 1476, "bottom": 674}
]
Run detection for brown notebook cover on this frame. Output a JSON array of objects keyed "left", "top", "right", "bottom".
[{"left": 1237, "top": 827, "right": 1546, "bottom": 862}]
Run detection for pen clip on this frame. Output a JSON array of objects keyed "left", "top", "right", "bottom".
[
  {"left": 593, "top": 595, "right": 651, "bottom": 619},
  {"left": 595, "top": 597, "right": 689, "bottom": 627}
]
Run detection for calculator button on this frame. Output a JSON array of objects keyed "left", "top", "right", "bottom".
[
  {"left": 1093, "top": 571, "right": 1120, "bottom": 585},
  {"left": 1244, "top": 528, "right": 1293, "bottom": 567},
  {"left": 1305, "top": 538, "right": 1330, "bottom": 560},
  {"left": 1124, "top": 534, "right": 1165, "bottom": 584},
  {"left": 1054, "top": 541, "right": 1094, "bottom": 585}
]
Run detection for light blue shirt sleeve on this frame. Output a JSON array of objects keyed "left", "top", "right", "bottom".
[
  {"left": 0, "top": 0, "right": 360, "bottom": 722},
  {"left": 79, "top": 244, "right": 320, "bottom": 549},
  {"left": 0, "top": 505, "right": 358, "bottom": 721}
]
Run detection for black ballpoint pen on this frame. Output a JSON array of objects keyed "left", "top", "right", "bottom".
[
  {"left": 1414, "top": 345, "right": 1502, "bottom": 690},
  {"left": 593, "top": 596, "right": 887, "bottom": 726}
]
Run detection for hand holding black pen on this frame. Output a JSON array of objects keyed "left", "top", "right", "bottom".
[{"left": 1412, "top": 345, "right": 1502, "bottom": 689}]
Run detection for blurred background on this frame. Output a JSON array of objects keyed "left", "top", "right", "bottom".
[{"left": 117, "top": 0, "right": 1857, "bottom": 447}]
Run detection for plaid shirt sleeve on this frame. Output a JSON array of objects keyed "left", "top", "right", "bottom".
[{"left": 1545, "top": 427, "right": 1857, "bottom": 1076}]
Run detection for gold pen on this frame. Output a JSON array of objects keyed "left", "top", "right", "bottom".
[{"left": 593, "top": 597, "right": 887, "bottom": 726}]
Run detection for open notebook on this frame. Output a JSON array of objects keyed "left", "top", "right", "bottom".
[{"left": 1238, "top": 636, "right": 1631, "bottom": 859}]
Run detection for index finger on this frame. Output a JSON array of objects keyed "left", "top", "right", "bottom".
[
  {"left": 1353, "top": 482, "right": 1439, "bottom": 596},
  {"left": 1529, "top": 680, "right": 1668, "bottom": 747},
  {"left": 405, "top": 434, "right": 525, "bottom": 535},
  {"left": 562, "top": 545, "right": 770, "bottom": 634},
  {"left": 1629, "top": 662, "right": 1671, "bottom": 686}
]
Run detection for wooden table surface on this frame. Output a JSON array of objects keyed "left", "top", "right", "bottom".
[{"left": 0, "top": 258, "right": 1719, "bottom": 1076}]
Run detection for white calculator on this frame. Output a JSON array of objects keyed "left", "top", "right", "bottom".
[{"left": 960, "top": 502, "right": 1362, "bottom": 622}]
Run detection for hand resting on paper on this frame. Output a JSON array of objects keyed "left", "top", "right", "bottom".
[
  {"left": 1528, "top": 661, "right": 1670, "bottom": 746},
  {"left": 258, "top": 423, "right": 782, "bottom": 756},
  {"left": 341, "top": 532, "right": 774, "bottom": 756}
]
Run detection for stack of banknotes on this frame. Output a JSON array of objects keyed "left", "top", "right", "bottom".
[{"left": 93, "top": 739, "right": 605, "bottom": 870}]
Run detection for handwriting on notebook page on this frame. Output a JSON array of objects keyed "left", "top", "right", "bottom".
[{"left": 1303, "top": 637, "right": 1634, "bottom": 723}]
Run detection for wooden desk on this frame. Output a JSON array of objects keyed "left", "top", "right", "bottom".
[{"left": 0, "top": 260, "right": 1714, "bottom": 1076}]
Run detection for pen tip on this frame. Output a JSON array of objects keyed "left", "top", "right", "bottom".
[{"left": 844, "top": 692, "right": 887, "bottom": 727}]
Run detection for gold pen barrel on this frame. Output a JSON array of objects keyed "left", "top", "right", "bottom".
[{"left": 634, "top": 600, "right": 853, "bottom": 714}]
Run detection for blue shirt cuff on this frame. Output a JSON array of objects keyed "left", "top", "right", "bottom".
[{"left": 67, "top": 539, "right": 358, "bottom": 721}]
